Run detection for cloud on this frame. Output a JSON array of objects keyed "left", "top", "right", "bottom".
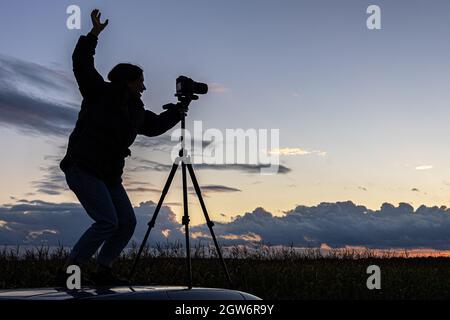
[
  {"left": 0, "top": 199, "right": 184, "bottom": 245},
  {"left": 190, "top": 201, "right": 450, "bottom": 250},
  {"left": 123, "top": 180, "right": 152, "bottom": 186},
  {"left": 128, "top": 159, "right": 173, "bottom": 172},
  {"left": 25, "top": 148, "right": 69, "bottom": 196},
  {"left": 132, "top": 134, "right": 177, "bottom": 151},
  {"left": 193, "top": 163, "right": 292, "bottom": 174},
  {"left": 0, "top": 54, "right": 78, "bottom": 136},
  {"left": 3, "top": 199, "right": 450, "bottom": 250},
  {"left": 0, "top": 87, "right": 77, "bottom": 136},
  {"left": 187, "top": 185, "right": 241, "bottom": 195},
  {"left": 0, "top": 54, "right": 74, "bottom": 95},
  {"left": 32, "top": 137, "right": 244, "bottom": 198},
  {"left": 208, "top": 83, "right": 230, "bottom": 94},
  {"left": 28, "top": 150, "right": 175, "bottom": 197},
  {"left": 126, "top": 187, "right": 162, "bottom": 193},
  {"left": 133, "top": 135, "right": 215, "bottom": 158},
  {"left": 221, "top": 232, "right": 261, "bottom": 242},
  {"left": 32, "top": 156, "right": 68, "bottom": 196},
  {"left": 129, "top": 157, "right": 291, "bottom": 174},
  {"left": 415, "top": 165, "right": 433, "bottom": 170},
  {"left": 268, "top": 148, "right": 326, "bottom": 157}
]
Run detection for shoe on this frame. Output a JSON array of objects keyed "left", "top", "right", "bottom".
[{"left": 92, "top": 266, "right": 130, "bottom": 287}]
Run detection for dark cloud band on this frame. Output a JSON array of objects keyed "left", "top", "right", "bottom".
[{"left": 1, "top": 200, "right": 450, "bottom": 250}]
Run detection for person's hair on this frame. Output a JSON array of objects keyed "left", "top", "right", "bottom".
[{"left": 107, "top": 63, "right": 143, "bottom": 84}]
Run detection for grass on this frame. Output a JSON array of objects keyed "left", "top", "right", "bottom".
[{"left": 1, "top": 241, "right": 450, "bottom": 299}]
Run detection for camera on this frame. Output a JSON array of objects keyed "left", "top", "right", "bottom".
[
  {"left": 163, "top": 75, "right": 208, "bottom": 111},
  {"left": 176, "top": 75, "right": 208, "bottom": 98}
]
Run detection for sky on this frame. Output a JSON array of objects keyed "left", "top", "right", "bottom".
[{"left": 1, "top": 0, "right": 450, "bottom": 250}]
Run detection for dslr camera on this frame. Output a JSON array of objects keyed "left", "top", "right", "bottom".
[
  {"left": 176, "top": 75, "right": 208, "bottom": 99},
  {"left": 163, "top": 76, "right": 208, "bottom": 111}
]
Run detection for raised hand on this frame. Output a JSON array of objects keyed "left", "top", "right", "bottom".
[{"left": 90, "top": 9, "right": 109, "bottom": 37}]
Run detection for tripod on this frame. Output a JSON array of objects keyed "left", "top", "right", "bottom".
[{"left": 129, "top": 96, "right": 232, "bottom": 288}]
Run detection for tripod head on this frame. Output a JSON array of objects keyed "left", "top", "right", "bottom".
[{"left": 162, "top": 95, "right": 193, "bottom": 113}]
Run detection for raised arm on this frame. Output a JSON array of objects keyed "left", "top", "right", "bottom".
[{"left": 72, "top": 9, "right": 108, "bottom": 98}]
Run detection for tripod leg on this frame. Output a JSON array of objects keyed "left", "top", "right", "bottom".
[
  {"left": 186, "top": 163, "right": 233, "bottom": 287},
  {"left": 129, "top": 162, "right": 179, "bottom": 280},
  {"left": 181, "top": 161, "right": 193, "bottom": 289}
]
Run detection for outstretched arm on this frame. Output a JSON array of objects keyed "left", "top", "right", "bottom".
[
  {"left": 72, "top": 9, "right": 108, "bottom": 98},
  {"left": 137, "top": 106, "right": 184, "bottom": 137}
]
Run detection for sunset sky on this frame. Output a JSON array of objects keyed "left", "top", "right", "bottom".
[{"left": 1, "top": 0, "right": 450, "bottom": 249}]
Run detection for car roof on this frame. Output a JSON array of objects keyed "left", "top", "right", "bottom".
[{"left": 0, "top": 286, "right": 261, "bottom": 300}]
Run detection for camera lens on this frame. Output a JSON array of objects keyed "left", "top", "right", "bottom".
[
  {"left": 193, "top": 81, "right": 208, "bottom": 95},
  {"left": 176, "top": 76, "right": 208, "bottom": 96}
]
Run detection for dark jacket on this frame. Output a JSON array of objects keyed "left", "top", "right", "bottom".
[{"left": 60, "top": 33, "right": 181, "bottom": 185}]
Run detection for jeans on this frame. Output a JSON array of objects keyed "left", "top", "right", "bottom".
[{"left": 64, "top": 164, "right": 136, "bottom": 267}]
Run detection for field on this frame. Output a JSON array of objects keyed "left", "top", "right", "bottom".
[{"left": 1, "top": 242, "right": 450, "bottom": 300}]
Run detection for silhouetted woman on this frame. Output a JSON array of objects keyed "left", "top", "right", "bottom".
[{"left": 59, "top": 9, "right": 183, "bottom": 285}]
